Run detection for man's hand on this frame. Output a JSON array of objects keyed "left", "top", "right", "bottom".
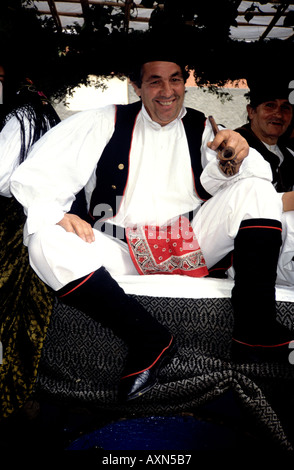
[
  {"left": 208, "top": 129, "right": 249, "bottom": 168},
  {"left": 282, "top": 191, "right": 294, "bottom": 212},
  {"left": 57, "top": 213, "right": 95, "bottom": 243}
]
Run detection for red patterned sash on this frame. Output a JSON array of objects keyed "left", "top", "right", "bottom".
[{"left": 126, "top": 216, "right": 208, "bottom": 277}]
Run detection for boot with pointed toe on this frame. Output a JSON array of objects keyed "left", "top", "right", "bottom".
[
  {"left": 57, "top": 267, "right": 174, "bottom": 399},
  {"left": 118, "top": 337, "right": 177, "bottom": 401}
]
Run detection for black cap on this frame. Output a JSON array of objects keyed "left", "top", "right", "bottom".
[
  {"left": 247, "top": 75, "right": 292, "bottom": 107},
  {"left": 127, "top": 32, "right": 188, "bottom": 84}
]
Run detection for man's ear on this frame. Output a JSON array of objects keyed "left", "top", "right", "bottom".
[
  {"left": 247, "top": 104, "right": 255, "bottom": 120},
  {"left": 131, "top": 81, "right": 141, "bottom": 98}
]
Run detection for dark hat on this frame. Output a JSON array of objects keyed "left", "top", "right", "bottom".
[
  {"left": 127, "top": 32, "right": 188, "bottom": 84},
  {"left": 247, "top": 75, "right": 292, "bottom": 107},
  {"left": 136, "top": 30, "right": 186, "bottom": 63}
]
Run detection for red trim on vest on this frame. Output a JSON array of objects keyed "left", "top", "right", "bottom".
[
  {"left": 116, "top": 112, "right": 138, "bottom": 219},
  {"left": 191, "top": 166, "right": 208, "bottom": 203}
]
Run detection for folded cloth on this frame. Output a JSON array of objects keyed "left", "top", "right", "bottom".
[{"left": 126, "top": 216, "right": 208, "bottom": 277}]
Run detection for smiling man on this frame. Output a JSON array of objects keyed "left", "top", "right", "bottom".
[
  {"left": 235, "top": 78, "right": 294, "bottom": 192},
  {"left": 131, "top": 61, "right": 186, "bottom": 126},
  {"left": 248, "top": 99, "right": 292, "bottom": 144},
  {"left": 10, "top": 47, "right": 294, "bottom": 402}
]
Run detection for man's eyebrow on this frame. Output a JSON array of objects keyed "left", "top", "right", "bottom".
[
  {"left": 170, "top": 71, "right": 183, "bottom": 78},
  {"left": 145, "top": 71, "right": 183, "bottom": 82},
  {"left": 146, "top": 74, "right": 161, "bottom": 81}
]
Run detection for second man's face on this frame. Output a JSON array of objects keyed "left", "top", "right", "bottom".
[
  {"left": 132, "top": 61, "right": 186, "bottom": 126},
  {"left": 248, "top": 99, "right": 293, "bottom": 144}
]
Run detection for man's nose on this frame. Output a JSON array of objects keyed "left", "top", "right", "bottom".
[
  {"left": 161, "top": 80, "right": 173, "bottom": 96},
  {"left": 274, "top": 107, "right": 283, "bottom": 118}
]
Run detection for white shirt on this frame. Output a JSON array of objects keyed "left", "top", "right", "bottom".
[
  {"left": 263, "top": 141, "right": 285, "bottom": 165},
  {"left": 0, "top": 114, "right": 32, "bottom": 197},
  {"left": 10, "top": 103, "right": 272, "bottom": 243}
]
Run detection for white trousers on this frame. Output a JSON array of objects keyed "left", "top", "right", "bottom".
[
  {"left": 28, "top": 177, "right": 283, "bottom": 291},
  {"left": 277, "top": 211, "right": 294, "bottom": 286}
]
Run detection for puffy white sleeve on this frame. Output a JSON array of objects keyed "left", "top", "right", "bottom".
[
  {"left": 200, "top": 118, "right": 273, "bottom": 196},
  {"left": 11, "top": 105, "right": 116, "bottom": 238},
  {"left": 0, "top": 115, "right": 28, "bottom": 197}
]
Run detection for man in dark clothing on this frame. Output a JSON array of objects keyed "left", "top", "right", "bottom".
[{"left": 235, "top": 78, "right": 294, "bottom": 192}]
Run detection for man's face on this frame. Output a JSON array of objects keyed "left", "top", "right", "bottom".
[
  {"left": 132, "top": 61, "right": 186, "bottom": 126},
  {"left": 248, "top": 99, "right": 293, "bottom": 144}
]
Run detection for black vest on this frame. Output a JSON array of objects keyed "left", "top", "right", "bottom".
[
  {"left": 89, "top": 101, "right": 210, "bottom": 224},
  {"left": 235, "top": 124, "right": 294, "bottom": 192}
]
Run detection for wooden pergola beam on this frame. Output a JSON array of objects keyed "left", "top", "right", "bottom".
[
  {"left": 46, "top": 0, "right": 63, "bottom": 32},
  {"left": 80, "top": 0, "right": 90, "bottom": 16},
  {"left": 259, "top": 2, "right": 290, "bottom": 40},
  {"left": 49, "top": 0, "right": 156, "bottom": 9},
  {"left": 37, "top": 1, "right": 294, "bottom": 39}
]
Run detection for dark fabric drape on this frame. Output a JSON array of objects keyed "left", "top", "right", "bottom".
[{"left": 0, "top": 196, "right": 54, "bottom": 418}]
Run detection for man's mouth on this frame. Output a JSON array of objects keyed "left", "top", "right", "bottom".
[
  {"left": 156, "top": 99, "right": 175, "bottom": 106},
  {"left": 269, "top": 120, "right": 283, "bottom": 127}
]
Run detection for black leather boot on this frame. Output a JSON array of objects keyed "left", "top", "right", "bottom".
[
  {"left": 57, "top": 267, "right": 176, "bottom": 400},
  {"left": 231, "top": 218, "right": 294, "bottom": 363}
]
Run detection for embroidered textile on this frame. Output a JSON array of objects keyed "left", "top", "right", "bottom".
[{"left": 126, "top": 216, "right": 208, "bottom": 277}]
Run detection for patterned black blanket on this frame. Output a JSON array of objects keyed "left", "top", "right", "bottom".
[{"left": 36, "top": 294, "right": 294, "bottom": 451}]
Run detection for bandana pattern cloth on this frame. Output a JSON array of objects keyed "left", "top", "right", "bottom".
[{"left": 126, "top": 216, "right": 208, "bottom": 277}]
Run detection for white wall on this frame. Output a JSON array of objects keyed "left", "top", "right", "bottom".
[
  {"left": 128, "top": 85, "right": 249, "bottom": 129},
  {"left": 54, "top": 75, "right": 129, "bottom": 120},
  {"left": 55, "top": 78, "right": 249, "bottom": 130}
]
